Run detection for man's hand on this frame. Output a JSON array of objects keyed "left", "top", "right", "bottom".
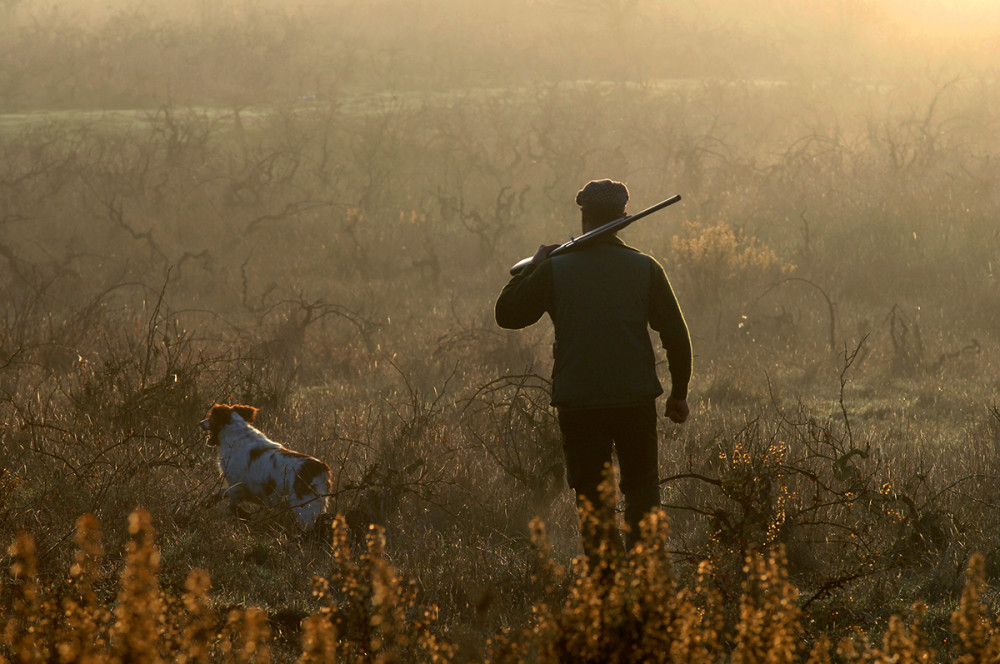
[
  {"left": 664, "top": 397, "right": 689, "bottom": 424},
  {"left": 531, "top": 244, "right": 560, "bottom": 265}
]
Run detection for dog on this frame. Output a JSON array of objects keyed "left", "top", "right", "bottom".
[{"left": 200, "top": 403, "right": 330, "bottom": 529}]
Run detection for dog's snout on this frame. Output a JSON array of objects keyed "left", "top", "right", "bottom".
[{"left": 199, "top": 419, "right": 210, "bottom": 430}]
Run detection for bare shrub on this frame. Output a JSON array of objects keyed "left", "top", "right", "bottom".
[{"left": 671, "top": 218, "right": 795, "bottom": 339}]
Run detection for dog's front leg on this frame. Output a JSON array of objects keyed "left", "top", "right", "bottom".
[
  {"left": 224, "top": 483, "right": 253, "bottom": 519},
  {"left": 201, "top": 486, "right": 227, "bottom": 510}
]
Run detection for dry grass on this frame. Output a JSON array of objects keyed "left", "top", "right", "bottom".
[{"left": 5, "top": 510, "right": 1000, "bottom": 662}]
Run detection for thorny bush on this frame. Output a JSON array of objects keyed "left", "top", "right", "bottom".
[{"left": 4, "top": 509, "right": 1000, "bottom": 663}]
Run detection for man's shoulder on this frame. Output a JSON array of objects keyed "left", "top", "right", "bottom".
[
  {"left": 553, "top": 238, "right": 650, "bottom": 261},
  {"left": 551, "top": 243, "right": 662, "bottom": 292},
  {"left": 618, "top": 242, "right": 652, "bottom": 258},
  {"left": 612, "top": 242, "right": 665, "bottom": 272},
  {"left": 550, "top": 244, "right": 663, "bottom": 279},
  {"left": 618, "top": 242, "right": 667, "bottom": 267}
]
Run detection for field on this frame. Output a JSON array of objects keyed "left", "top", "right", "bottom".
[{"left": 2, "top": 0, "right": 1000, "bottom": 661}]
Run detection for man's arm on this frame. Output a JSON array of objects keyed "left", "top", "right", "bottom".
[
  {"left": 494, "top": 252, "right": 555, "bottom": 329},
  {"left": 648, "top": 259, "right": 692, "bottom": 418}
]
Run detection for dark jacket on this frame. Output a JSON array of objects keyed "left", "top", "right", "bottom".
[{"left": 495, "top": 236, "right": 691, "bottom": 408}]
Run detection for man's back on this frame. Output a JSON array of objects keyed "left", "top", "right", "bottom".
[
  {"left": 549, "top": 240, "right": 662, "bottom": 407},
  {"left": 495, "top": 235, "right": 690, "bottom": 409}
]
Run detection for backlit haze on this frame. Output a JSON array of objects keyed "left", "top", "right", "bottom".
[{"left": 2, "top": 0, "right": 998, "bottom": 111}]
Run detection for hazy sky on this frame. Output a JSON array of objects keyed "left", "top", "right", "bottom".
[{"left": 883, "top": 0, "right": 1000, "bottom": 29}]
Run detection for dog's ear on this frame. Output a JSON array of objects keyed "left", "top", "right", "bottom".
[
  {"left": 202, "top": 404, "right": 232, "bottom": 445},
  {"left": 208, "top": 404, "right": 233, "bottom": 426},
  {"left": 233, "top": 405, "right": 259, "bottom": 424}
]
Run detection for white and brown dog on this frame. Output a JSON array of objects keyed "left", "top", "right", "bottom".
[{"left": 201, "top": 404, "right": 330, "bottom": 529}]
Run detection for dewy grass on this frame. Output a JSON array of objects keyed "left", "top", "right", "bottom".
[{"left": 3, "top": 510, "right": 1000, "bottom": 663}]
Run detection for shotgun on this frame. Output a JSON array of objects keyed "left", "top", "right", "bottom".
[{"left": 508, "top": 194, "right": 682, "bottom": 275}]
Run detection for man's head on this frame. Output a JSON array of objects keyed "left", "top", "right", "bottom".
[{"left": 576, "top": 179, "right": 628, "bottom": 231}]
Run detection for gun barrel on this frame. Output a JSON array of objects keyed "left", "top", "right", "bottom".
[{"left": 508, "top": 194, "right": 681, "bottom": 275}]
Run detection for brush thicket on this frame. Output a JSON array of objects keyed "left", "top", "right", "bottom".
[{"left": 4, "top": 510, "right": 999, "bottom": 663}]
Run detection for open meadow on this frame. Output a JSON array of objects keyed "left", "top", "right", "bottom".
[{"left": 2, "top": 0, "right": 1000, "bottom": 661}]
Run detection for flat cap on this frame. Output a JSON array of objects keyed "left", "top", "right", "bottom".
[{"left": 575, "top": 179, "right": 629, "bottom": 210}]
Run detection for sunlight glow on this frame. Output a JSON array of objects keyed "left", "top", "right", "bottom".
[{"left": 881, "top": 0, "right": 1000, "bottom": 32}]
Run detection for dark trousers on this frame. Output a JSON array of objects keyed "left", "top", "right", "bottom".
[{"left": 558, "top": 401, "right": 660, "bottom": 552}]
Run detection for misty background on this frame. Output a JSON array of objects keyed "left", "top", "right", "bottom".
[{"left": 2, "top": 1, "right": 999, "bottom": 108}]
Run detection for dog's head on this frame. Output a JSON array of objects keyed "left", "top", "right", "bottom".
[{"left": 200, "top": 403, "right": 259, "bottom": 446}]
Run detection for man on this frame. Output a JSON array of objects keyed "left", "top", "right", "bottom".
[{"left": 495, "top": 179, "right": 692, "bottom": 555}]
